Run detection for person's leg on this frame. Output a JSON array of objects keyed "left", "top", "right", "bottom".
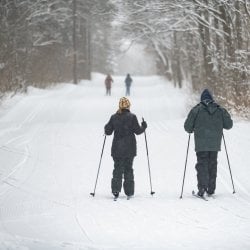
[
  {"left": 123, "top": 158, "right": 134, "bottom": 196},
  {"left": 111, "top": 158, "right": 124, "bottom": 196},
  {"left": 195, "top": 151, "right": 209, "bottom": 196},
  {"left": 208, "top": 151, "right": 218, "bottom": 194}
]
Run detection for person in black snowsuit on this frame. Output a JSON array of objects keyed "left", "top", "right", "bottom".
[
  {"left": 125, "top": 74, "right": 133, "bottom": 96},
  {"left": 104, "top": 97, "right": 147, "bottom": 199},
  {"left": 184, "top": 89, "right": 233, "bottom": 197}
]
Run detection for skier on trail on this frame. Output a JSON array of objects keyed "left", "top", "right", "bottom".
[
  {"left": 184, "top": 89, "right": 233, "bottom": 197},
  {"left": 105, "top": 74, "right": 113, "bottom": 96},
  {"left": 104, "top": 97, "right": 147, "bottom": 199},
  {"left": 125, "top": 74, "right": 133, "bottom": 96}
]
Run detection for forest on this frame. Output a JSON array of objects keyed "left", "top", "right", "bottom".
[{"left": 0, "top": 0, "right": 249, "bottom": 116}]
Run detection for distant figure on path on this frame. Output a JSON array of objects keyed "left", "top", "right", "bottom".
[
  {"left": 104, "top": 97, "right": 147, "bottom": 199},
  {"left": 184, "top": 89, "right": 233, "bottom": 198},
  {"left": 125, "top": 74, "right": 133, "bottom": 96},
  {"left": 105, "top": 74, "right": 113, "bottom": 96}
]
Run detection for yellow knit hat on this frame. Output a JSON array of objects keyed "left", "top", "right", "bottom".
[{"left": 118, "top": 97, "right": 130, "bottom": 113}]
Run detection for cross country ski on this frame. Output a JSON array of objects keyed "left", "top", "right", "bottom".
[{"left": 192, "top": 190, "right": 208, "bottom": 201}]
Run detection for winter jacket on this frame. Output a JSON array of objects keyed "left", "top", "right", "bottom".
[
  {"left": 105, "top": 75, "right": 113, "bottom": 89},
  {"left": 105, "top": 109, "right": 146, "bottom": 158},
  {"left": 184, "top": 101, "right": 233, "bottom": 152},
  {"left": 125, "top": 76, "right": 132, "bottom": 87}
]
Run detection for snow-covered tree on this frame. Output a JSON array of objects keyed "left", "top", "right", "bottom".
[
  {"left": 0, "top": 0, "right": 116, "bottom": 91},
  {"left": 115, "top": 0, "right": 250, "bottom": 114}
]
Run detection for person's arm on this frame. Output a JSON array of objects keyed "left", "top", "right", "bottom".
[
  {"left": 221, "top": 108, "right": 233, "bottom": 130},
  {"left": 184, "top": 106, "right": 199, "bottom": 133},
  {"left": 104, "top": 116, "right": 114, "bottom": 135},
  {"left": 133, "top": 115, "right": 147, "bottom": 135}
]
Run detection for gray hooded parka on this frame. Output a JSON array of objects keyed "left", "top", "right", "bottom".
[{"left": 184, "top": 90, "right": 233, "bottom": 152}]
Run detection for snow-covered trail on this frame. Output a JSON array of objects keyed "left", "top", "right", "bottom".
[{"left": 0, "top": 73, "right": 250, "bottom": 250}]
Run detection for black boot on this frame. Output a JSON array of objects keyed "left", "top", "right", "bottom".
[
  {"left": 113, "top": 192, "right": 119, "bottom": 198},
  {"left": 197, "top": 188, "right": 206, "bottom": 197},
  {"left": 207, "top": 190, "right": 214, "bottom": 196}
]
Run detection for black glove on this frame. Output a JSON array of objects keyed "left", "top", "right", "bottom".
[{"left": 141, "top": 120, "right": 147, "bottom": 129}]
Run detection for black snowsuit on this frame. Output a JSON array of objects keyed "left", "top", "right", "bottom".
[
  {"left": 104, "top": 109, "right": 146, "bottom": 196},
  {"left": 184, "top": 89, "right": 233, "bottom": 195}
]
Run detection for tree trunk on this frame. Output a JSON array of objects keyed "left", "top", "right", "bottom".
[
  {"left": 235, "top": 0, "right": 243, "bottom": 50},
  {"left": 214, "top": 6, "right": 221, "bottom": 75},
  {"left": 72, "top": 0, "right": 78, "bottom": 84},
  {"left": 219, "top": 4, "right": 234, "bottom": 62},
  {"left": 172, "top": 31, "right": 182, "bottom": 88}
]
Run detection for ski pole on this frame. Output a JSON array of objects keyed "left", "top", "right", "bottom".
[
  {"left": 222, "top": 133, "right": 236, "bottom": 194},
  {"left": 142, "top": 118, "right": 155, "bottom": 196},
  {"left": 90, "top": 135, "right": 107, "bottom": 197},
  {"left": 180, "top": 133, "right": 191, "bottom": 199}
]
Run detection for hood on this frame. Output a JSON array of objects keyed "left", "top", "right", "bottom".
[
  {"left": 201, "top": 89, "right": 213, "bottom": 104},
  {"left": 200, "top": 89, "right": 219, "bottom": 114}
]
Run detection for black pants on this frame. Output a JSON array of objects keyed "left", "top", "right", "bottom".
[
  {"left": 126, "top": 86, "right": 130, "bottom": 96},
  {"left": 106, "top": 88, "right": 111, "bottom": 96},
  {"left": 195, "top": 151, "right": 218, "bottom": 194},
  {"left": 112, "top": 157, "right": 134, "bottom": 196}
]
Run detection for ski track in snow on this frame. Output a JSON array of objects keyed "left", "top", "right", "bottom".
[{"left": 0, "top": 73, "right": 250, "bottom": 249}]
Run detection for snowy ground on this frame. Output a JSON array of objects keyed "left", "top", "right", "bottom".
[{"left": 0, "top": 73, "right": 250, "bottom": 250}]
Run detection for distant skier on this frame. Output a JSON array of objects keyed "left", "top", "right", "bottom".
[
  {"left": 184, "top": 89, "right": 233, "bottom": 197},
  {"left": 104, "top": 97, "right": 147, "bottom": 199},
  {"left": 105, "top": 74, "right": 113, "bottom": 96},
  {"left": 125, "top": 74, "right": 133, "bottom": 96}
]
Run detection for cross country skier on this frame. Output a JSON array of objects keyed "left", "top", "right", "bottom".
[
  {"left": 184, "top": 89, "right": 233, "bottom": 197},
  {"left": 104, "top": 97, "right": 147, "bottom": 199},
  {"left": 104, "top": 74, "right": 113, "bottom": 96},
  {"left": 125, "top": 74, "right": 133, "bottom": 96}
]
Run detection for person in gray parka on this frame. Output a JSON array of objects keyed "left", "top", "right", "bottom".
[
  {"left": 184, "top": 89, "right": 233, "bottom": 197},
  {"left": 105, "top": 97, "right": 147, "bottom": 199}
]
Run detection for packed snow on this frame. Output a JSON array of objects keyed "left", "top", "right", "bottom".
[{"left": 0, "top": 73, "right": 250, "bottom": 250}]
